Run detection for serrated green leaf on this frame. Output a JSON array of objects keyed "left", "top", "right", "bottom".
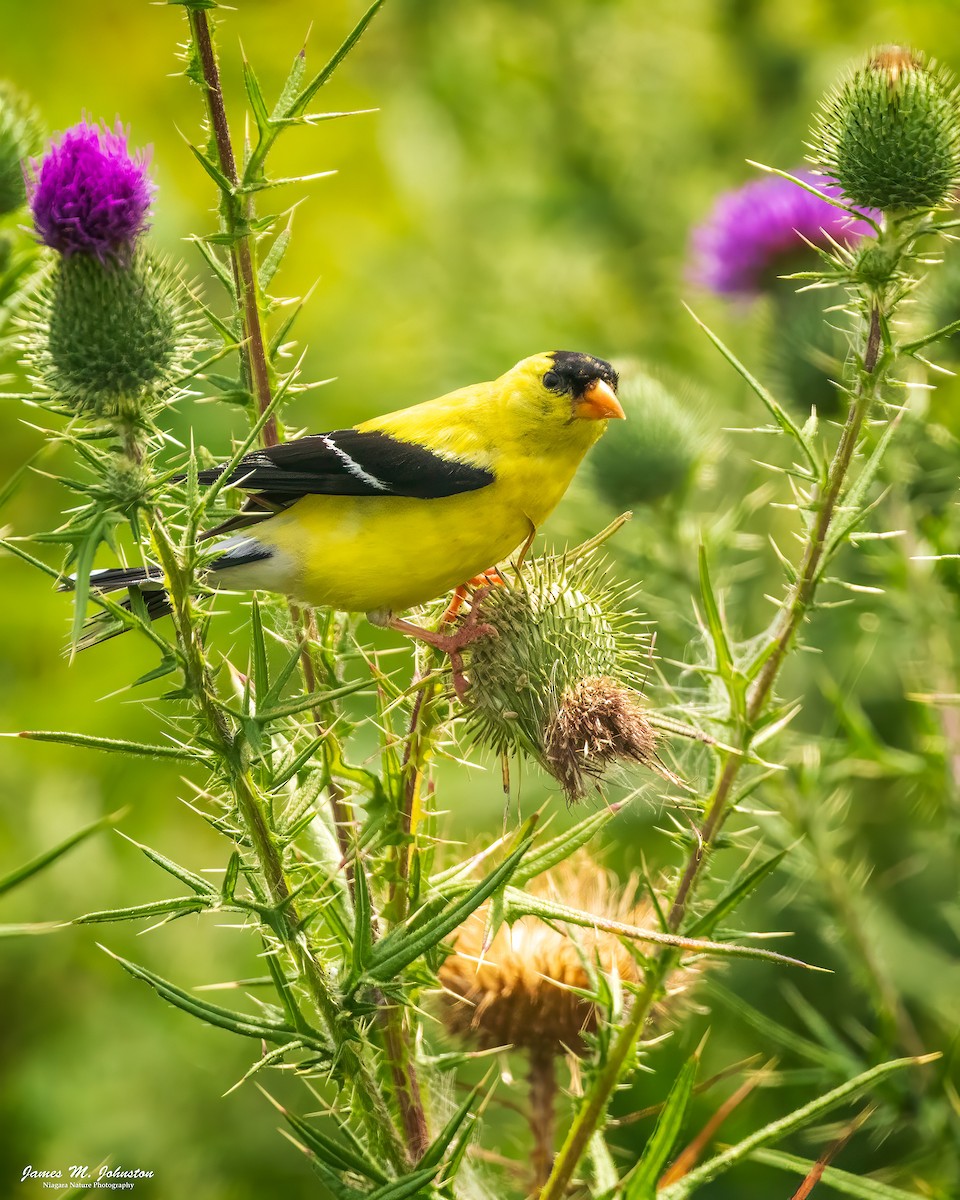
[
  {"left": 103, "top": 946, "right": 325, "bottom": 1047},
  {"left": 294, "top": 0, "right": 388, "bottom": 113},
  {"left": 256, "top": 677, "right": 371, "bottom": 723},
  {"left": 186, "top": 140, "right": 235, "bottom": 195},
  {"left": 222, "top": 851, "right": 241, "bottom": 901},
  {"left": 0, "top": 811, "right": 120, "bottom": 897},
  {"left": 686, "top": 851, "right": 788, "bottom": 938},
  {"left": 351, "top": 857, "right": 374, "bottom": 973},
  {"left": 16, "top": 730, "right": 209, "bottom": 763},
  {"left": 242, "top": 57, "right": 271, "bottom": 135},
  {"left": 365, "top": 833, "right": 534, "bottom": 983},
  {"left": 74, "top": 897, "right": 211, "bottom": 924},
  {"left": 748, "top": 1148, "right": 927, "bottom": 1199},
  {"left": 189, "top": 235, "right": 237, "bottom": 297},
  {"left": 698, "top": 544, "right": 736, "bottom": 687},
  {"left": 657, "top": 1055, "right": 937, "bottom": 1199},
  {"left": 684, "top": 303, "right": 818, "bottom": 473},
  {"left": 262, "top": 1090, "right": 388, "bottom": 1183},
  {"left": 271, "top": 736, "right": 325, "bottom": 793},
  {"left": 365, "top": 1166, "right": 441, "bottom": 1200},
  {"left": 824, "top": 410, "right": 903, "bottom": 560},
  {"left": 258, "top": 220, "right": 293, "bottom": 292},
  {"left": 120, "top": 834, "right": 218, "bottom": 896},
  {"left": 505, "top": 890, "right": 820, "bottom": 970},
  {"left": 512, "top": 804, "right": 621, "bottom": 888},
  {"left": 271, "top": 49, "right": 307, "bottom": 122},
  {"left": 624, "top": 1052, "right": 699, "bottom": 1199}
]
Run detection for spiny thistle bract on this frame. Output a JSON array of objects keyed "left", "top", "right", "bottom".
[
  {"left": 810, "top": 46, "right": 960, "bottom": 212},
  {"left": 463, "top": 545, "right": 673, "bottom": 800},
  {"left": 0, "top": 83, "right": 42, "bottom": 216},
  {"left": 23, "top": 250, "right": 197, "bottom": 420},
  {"left": 589, "top": 368, "right": 707, "bottom": 508}
]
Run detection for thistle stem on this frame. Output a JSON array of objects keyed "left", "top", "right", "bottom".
[
  {"left": 187, "top": 9, "right": 359, "bottom": 867},
  {"left": 147, "top": 514, "right": 406, "bottom": 1171},
  {"left": 541, "top": 291, "right": 893, "bottom": 1200},
  {"left": 529, "top": 1051, "right": 558, "bottom": 1191},
  {"left": 189, "top": 9, "right": 278, "bottom": 447}
]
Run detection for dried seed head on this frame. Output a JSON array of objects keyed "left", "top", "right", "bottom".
[
  {"left": 439, "top": 859, "right": 694, "bottom": 1057},
  {"left": 544, "top": 676, "right": 667, "bottom": 803}
]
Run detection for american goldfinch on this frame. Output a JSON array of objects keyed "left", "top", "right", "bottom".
[{"left": 83, "top": 351, "right": 623, "bottom": 684}]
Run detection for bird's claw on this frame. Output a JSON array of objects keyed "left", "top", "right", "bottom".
[{"left": 381, "top": 586, "right": 498, "bottom": 700}]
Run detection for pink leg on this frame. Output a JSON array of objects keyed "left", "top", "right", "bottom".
[{"left": 385, "top": 586, "right": 498, "bottom": 699}]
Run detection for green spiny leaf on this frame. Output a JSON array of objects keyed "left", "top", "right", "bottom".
[
  {"left": 0, "top": 810, "right": 121, "bottom": 897},
  {"left": 684, "top": 303, "right": 818, "bottom": 473},
  {"left": 512, "top": 803, "right": 622, "bottom": 888},
  {"left": 103, "top": 945, "right": 326, "bottom": 1048},
  {"left": 686, "top": 850, "right": 788, "bottom": 938},
  {"left": 365, "top": 831, "right": 535, "bottom": 983},
  {"left": 656, "top": 1054, "right": 938, "bottom": 1199},
  {"left": 624, "top": 1050, "right": 699, "bottom": 1199},
  {"left": 16, "top": 730, "right": 210, "bottom": 763},
  {"left": 119, "top": 833, "right": 219, "bottom": 896},
  {"left": 260, "top": 1089, "right": 388, "bottom": 1183},
  {"left": 748, "top": 1147, "right": 929, "bottom": 1199},
  {"left": 74, "top": 897, "right": 212, "bottom": 924}
]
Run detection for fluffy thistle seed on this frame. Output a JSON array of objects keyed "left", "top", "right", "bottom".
[
  {"left": 810, "top": 46, "right": 960, "bottom": 211},
  {"left": 544, "top": 676, "right": 664, "bottom": 803}
]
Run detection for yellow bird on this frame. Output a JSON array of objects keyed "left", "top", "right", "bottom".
[{"left": 85, "top": 351, "right": 624, "bottom": 688}]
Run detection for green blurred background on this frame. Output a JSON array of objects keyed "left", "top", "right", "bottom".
[{"left": 2, "top": 1, "right": 959, "bottom": 1196}]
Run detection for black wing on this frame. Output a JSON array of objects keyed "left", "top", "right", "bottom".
[{"left": 197, "top": 429, "right": 495, "bottom": 538}]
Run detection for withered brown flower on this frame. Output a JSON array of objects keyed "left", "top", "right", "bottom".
[{"left": 438, "top": 859, "right": 690, "bottom": 1057}]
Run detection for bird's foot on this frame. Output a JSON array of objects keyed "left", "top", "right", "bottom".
[
  {"left": 440, "top": 567, "right": 506, "bottom": 625},
  {"left": 377, "top": 592, "right": 498, "bottom": 700}
]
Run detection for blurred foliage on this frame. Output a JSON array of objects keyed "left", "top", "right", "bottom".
[{"left": 1, "top": 1, "right": 959, "bottom": 1198}]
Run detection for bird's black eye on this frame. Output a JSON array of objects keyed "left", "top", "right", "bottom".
[{"left": 543, "top": 371, "right": 560, "bottom": 390}]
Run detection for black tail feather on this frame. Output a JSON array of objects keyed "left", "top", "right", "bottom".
[
  {"left": 58, "top": 564, "right": 165, "bottom": 594},
  {"left": 60, "top": 565, "right": 172, "bottom": 649}
]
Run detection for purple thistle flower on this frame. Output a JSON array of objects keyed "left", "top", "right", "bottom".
[
  {"left": 689, "top": 169, "right": 878, "bottom": 296},
  {"left": 27, "top": 120, "right": 153, "bottom": 261}
]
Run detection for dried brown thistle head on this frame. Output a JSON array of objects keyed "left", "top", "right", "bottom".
[
  {"left": 438, "top": 858, "right": 695, "bottom": 1059},
  {"left": 543, "top": 675, "right": 679, "bottom": 803}
]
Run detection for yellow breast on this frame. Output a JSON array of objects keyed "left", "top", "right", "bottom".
[{"left": 252, "top": 450, "right": 579, "bottom": 614}]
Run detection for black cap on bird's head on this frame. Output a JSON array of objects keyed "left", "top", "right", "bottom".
[{"left": 544, "top": 351, "right": 624, "bottom": 421}]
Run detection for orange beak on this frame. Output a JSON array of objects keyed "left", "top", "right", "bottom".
[{"left": 575, "top": 378, "right": 626, "bottom": 421}]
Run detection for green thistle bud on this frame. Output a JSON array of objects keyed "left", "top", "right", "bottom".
[
  {"left": 463, "top": 548, "right": 673, "bottom": 800},
  {"left": 0, "top": 83, "right": 42, "bottom": 216},
  {"left": 589, "top": 369, "right": 705, "bottom": 508},
  {"left": 22, "top": 250, "right": 197, "bottom": 420},
  {"left": 810, "top": 46, "right": 960, "bottom": 211}
]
